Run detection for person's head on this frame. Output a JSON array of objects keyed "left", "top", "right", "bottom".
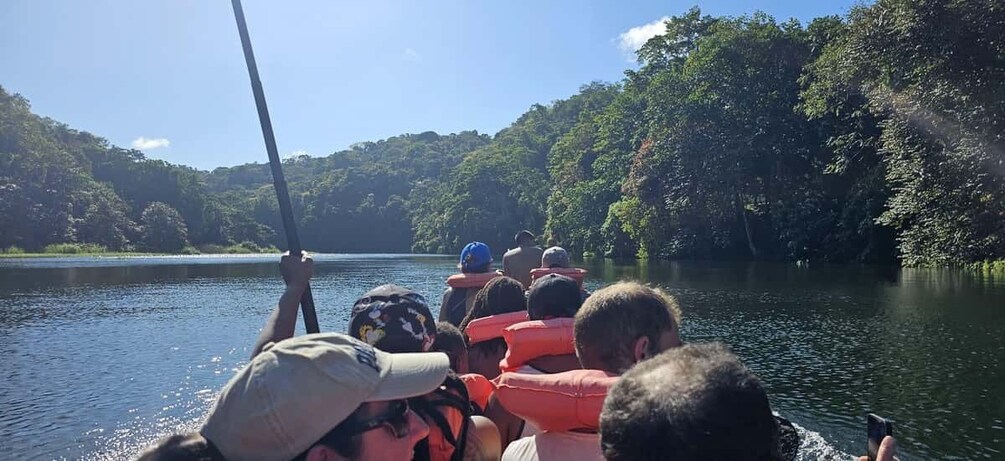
[
  {"left": 200, "top": 333, "right": 450, "bottom": 461},
  {"left": 137, "top": 433, "right": 224, "bottom": 461},
  {"left": 599, "top": 342, "right": 782, "bottom": 461},
  {"left": 526, "top": 273, "right": 582, "bottom": 320},
  {"left": 349, "top": 285, "right": 436, "bottom": 353},
  {"left": 514, "top": 230, "right": 536, "bottom": 247},
  {"left": 541, "top": 246, "right": 571, "bottom": 268},
  {"left": 574, "top": 282, "right": 682, "bottom": 374},
  {"left": 458, "top": 276, "right": 527, "bottom": 332},
  {"left": 432, "top": 321, "right": 468, "bottom": 374},
  {"left": 458, "top": 276, "right": 527, "bottom": 379},
  {"left": 459, "top": 242, "right": 493, "bottom": 273}
]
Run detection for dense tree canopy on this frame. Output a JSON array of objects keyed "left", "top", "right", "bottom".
[{"left": 1, "top": 0, "right": 1000, "bottom": 266}]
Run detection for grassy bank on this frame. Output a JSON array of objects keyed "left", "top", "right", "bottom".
[
  {"left": 0, "top": 242, "right": 279, "bottom": 258},
  {"left": 971, "top": 259, "right": 1005, "bottom": 275}
]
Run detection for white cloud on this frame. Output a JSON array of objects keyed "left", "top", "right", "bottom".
[
  {"left": 131, "top": 137, "right": 170, "bottom": 150},
  {"left": 618, "top": 16, "right": 670, "bottom": 56},
  {"left": 403, "top": 48, "right": 422, "bottom": 62}
]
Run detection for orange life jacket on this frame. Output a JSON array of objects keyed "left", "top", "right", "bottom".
[
  {"left": 459, "top": 373, "right": 495, "bottom": 413},
  {"left": 413, "top": 375, "right": 471, "bottom": 461},
  {"left": 499, "top": 318, "right": 576, "bottom": 373},
  {"left": 529, "top": 267, "right": 588, "bottom": 288},
  {"left": 463, "top": 311, "right": 528, "bottom": 345},
  {"left": 446, "top": 271, "right": 503, "bottom": 289},
  {"left": 494, "top": 369, "right": 617, "bottom": 432}
]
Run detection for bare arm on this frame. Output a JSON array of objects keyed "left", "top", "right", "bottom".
[
  {"left": 484, "top": 393, "right": 524, "bottom": 451},
  {"left": 502, "top": 253, "right": 512, "bottom": 278},
  {"left": 464, "top": 416, "right": 501, "bottom": 461},
  {"left": 251, "top": 251, "right": 313, "bottom": 358}
]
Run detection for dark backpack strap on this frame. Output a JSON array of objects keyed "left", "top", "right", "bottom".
[
  {"left": 445, "top": 288, "right": 469, "bottom": 327},
  {"left": 412, "top": 438, "right": 431, "bottom": 461},
  {"left": 411, "top": 375, "right": 473, "bottom": 461},
  {"left": 441, "top": 375, "right": 472, "bottom": 461}
]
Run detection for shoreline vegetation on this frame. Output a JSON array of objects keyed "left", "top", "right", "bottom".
[
  {"left": 3, "top": 242, "right": 1002, "bottom": 275},
  {"left": 0, "top": 242, "right": 279, "bottom": 258},
  {"left": 2, "top": 2, "right": 1003, "bottom": 269}
]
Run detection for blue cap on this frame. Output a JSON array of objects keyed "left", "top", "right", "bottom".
[{"left": 459, "top": 242, "right": 493, "bottom": 272}]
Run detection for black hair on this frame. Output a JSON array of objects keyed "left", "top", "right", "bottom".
[
  {"left": 514, "top": 230, "right": 535, "bottom": 246},
  {"left": 457, "top": 276, "right": 527, "bottom": 369},
  {"left": 432, "top": 321, "right": 467, "bottom": 372},
  {"left": 526, "top": 274, "right": 581, "bottom": 320},
  {"left": 458, "top": 276, "right": 527, "bottom": 332},
  {"left": 137, "top": 433, "right": 226, "bottom": 461},
  {"left": 292, "top": 411, "right": 363, "bottom": 460},
  {"left": 461, "top": 262, "right": 492, "bottom": 274}
]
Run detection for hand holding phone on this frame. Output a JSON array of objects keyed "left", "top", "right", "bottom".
[{"left": 867, "top": 414, "right": 894, "bottom": 461}]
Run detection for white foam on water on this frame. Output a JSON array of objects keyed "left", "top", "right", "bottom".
[{"left": 793, "top": 421, "right": 853, "bottom": 461}]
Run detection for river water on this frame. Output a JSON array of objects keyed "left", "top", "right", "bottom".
[{"left": 0, "top": 255, "right": 1002, "bottom": 460}]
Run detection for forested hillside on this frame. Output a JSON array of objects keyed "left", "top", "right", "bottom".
[{"left": 2, "top": 0, "right": 1002, "bottom": 266}]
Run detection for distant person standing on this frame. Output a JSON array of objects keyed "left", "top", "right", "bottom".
[{"left": 503, "top": 230, "right": 543, "bottom": 289}]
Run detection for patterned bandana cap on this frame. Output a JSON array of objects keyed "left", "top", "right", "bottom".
[{"left": 350, "top": 284, "right": 436, "bottom": 353}]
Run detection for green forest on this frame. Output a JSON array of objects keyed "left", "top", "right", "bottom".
[{"left": 1, "top": 0, "right": 1002, "bottom": 267}]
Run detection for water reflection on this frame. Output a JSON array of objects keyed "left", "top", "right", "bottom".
[
  {"left": 581, "top": 259, "right": 1005, "bottom": 460},
  {"left": 0, "top": 256, "right": 1001, "bottom": 459}
]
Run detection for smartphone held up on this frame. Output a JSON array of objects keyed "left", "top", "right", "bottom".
[{"left": 867, "top": 413, "right": 894, "bottom": 461}]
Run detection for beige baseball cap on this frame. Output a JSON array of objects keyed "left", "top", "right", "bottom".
[{"left": 200, "top": 332, "right": 450, "bottom": 461}]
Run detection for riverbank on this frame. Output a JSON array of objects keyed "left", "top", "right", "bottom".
[
  {"left": 0, "top": 252, "right": 171, "bottom": 259},
  {"left": 0, "top": 242, "right": 280, "bottom": 258}
]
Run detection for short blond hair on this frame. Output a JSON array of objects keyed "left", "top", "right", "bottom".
[{"left": 574, "top": 282, "right": 682, "bottom": 373}]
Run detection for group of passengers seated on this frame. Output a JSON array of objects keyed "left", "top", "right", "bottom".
[{"left": 139, "top": 231, "right": 898, "bottom": 461}]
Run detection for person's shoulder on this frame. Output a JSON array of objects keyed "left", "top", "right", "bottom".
[
  {"left": 504, "top": 248, "right": 521, "bottom": 257},
  {"left": 536, "top": 432, "right": 602, "bottom": 460},
  {"left": 501, "top": 435, "right": 537, "bottom": 461}
]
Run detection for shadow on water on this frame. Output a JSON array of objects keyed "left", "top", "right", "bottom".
[{"left": 0, "top": 255, "right": 1002, "bottom": 459}]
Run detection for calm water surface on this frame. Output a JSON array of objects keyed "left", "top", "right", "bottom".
[{"left": 0, "top": 255, "right": 1002, "bottom": 460}]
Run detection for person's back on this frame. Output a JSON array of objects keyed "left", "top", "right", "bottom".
[
  {"left": 503, "top": 231, "right": 543, "bottom": 289},
  {"left": 459, "top": 276, "right": 528, "bottom": 380},
  {"left": 501, "top": 281, "right": 685, "bottom": 461},
  {"left": 502, "top": 431, "right": 602, "bottom": 461},
  {"left": 441, "top": 242, "right": 499, "bottom": 326},
  {"left": 486, "top": 274, "right": 586, "bottom": 450}
]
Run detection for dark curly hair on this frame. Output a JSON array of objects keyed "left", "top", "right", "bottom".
[{"left": 458, "top": 276, "right": 526, "bottom": 332}]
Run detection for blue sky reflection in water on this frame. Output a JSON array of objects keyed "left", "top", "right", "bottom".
[{"left": 1, "top": 256, "right": 1003, "bottom": 459}]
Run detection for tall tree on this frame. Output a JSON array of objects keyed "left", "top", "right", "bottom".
[
  {"left": 140, "top": 202, "right": 189, "bottom": 253},
  {"left": 803, "top": 0, "right": 1005, "bottom": 265}
]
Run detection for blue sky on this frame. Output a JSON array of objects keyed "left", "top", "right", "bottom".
[{"left": 1, "top": 0, "right": 863, "bottom": 170}]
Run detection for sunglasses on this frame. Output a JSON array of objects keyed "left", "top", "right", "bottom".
[{"left": 345, "top": 399, "right": 412, "bottom": 439}]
